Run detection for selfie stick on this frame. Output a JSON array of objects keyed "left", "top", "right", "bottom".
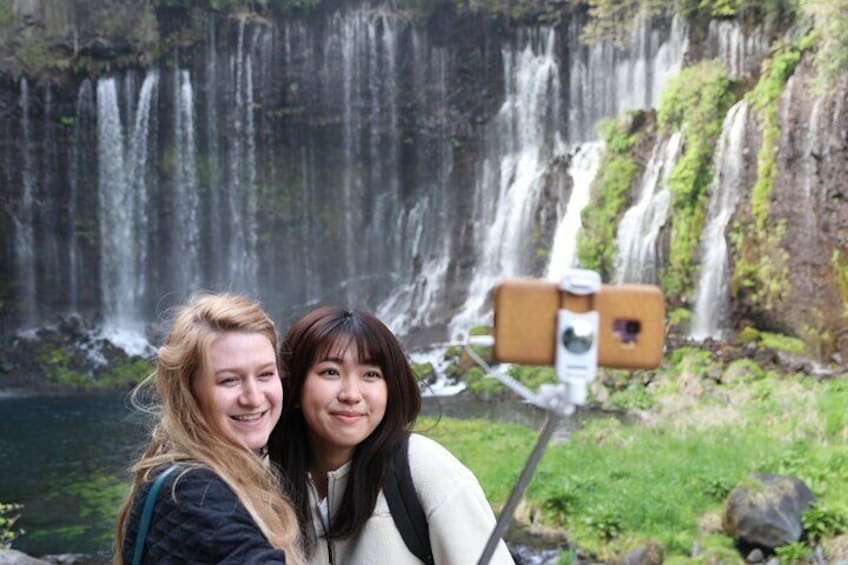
[{"left": 469, "top": 269, "right": 601, "bottom": 565}]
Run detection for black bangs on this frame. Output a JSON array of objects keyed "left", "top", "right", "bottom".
[{"left": 310, "top": 313, "right": 386, "bottom": 369}]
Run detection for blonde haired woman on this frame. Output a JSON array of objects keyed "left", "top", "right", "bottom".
[{"left": 115, "top": 293, "right": 302, "bottom": 564}]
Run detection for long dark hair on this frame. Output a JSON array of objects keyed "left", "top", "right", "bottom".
[{"left": 268, "top": 306, "right": 421, "bottom": 555}]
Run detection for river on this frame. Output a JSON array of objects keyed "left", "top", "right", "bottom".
[{"left": 0, "top": 391, "right": 571, "bottom": 560}]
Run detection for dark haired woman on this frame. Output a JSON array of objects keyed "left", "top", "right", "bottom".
[{"left": 268, "top": 306, "right": 514, "bottom": 564}]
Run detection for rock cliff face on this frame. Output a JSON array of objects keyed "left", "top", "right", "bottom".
[
  {"left": 0, "top": 0, "right": 845, "bottom": 358},
  {"left": 764, "top": 60, "right": 848, "bottom": 358},
  {"left": 4, "top": 0, "right": 156, "bottom": 78}
]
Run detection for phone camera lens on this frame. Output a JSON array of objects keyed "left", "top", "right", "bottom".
[{"left": 562, "top": 320, "right": 593, "bottom": 354}]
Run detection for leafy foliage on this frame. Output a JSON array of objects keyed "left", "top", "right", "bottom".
[
  {"left": 657, "top": 60, "right": 737, "bottom": 301},
  {"left": 580, "top": 0, "right": 797, "bottom": 46},
  {"left": 0, "top": 502, "right": 23, "bottom": 550},
  {"left": 576, "top": 115, "right": 643, "bottom": 279},
  {"left": 775, "top": 541, "right": 812, "bottom": 564},
  {"left": 802, "top": 0, "right": 848, "bottom": 91},
  {"left": 802, "top": 504, "right": 848, "bottom": 542}
]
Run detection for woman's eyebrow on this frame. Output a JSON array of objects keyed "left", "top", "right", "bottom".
[{"left": 316, "top": 356, "right": 344, "bottom": 363}]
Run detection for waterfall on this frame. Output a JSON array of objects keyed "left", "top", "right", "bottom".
[
  {"left": 3, "top": 8, "right": 710, "bottom": 346},
  {"left": 338, "top": 12, "right": 362, "bottom": 299},
  {"left": 377, "top": 32, "right": 453, "bottom": 334},
  {"left": 450, "top": 28, "right": 563, "bottom": 336},
  {"left": 41, "top": 86, "right": 63, "bottom": 313},
  {"left": 614, "top": 132, "right": 683, "bottom": 284},
  {"left": 14, "top": 79, "right": 38, "bottom": 328},
  {"left": 68, "top": 80, "right": 95, "bottom": 313},
  {"left": 364, "top": 14, "right": 401, "bottom": 286},
  {"left": 173, "top": 68, "right": 201, "bottom": 292},
  {"left": 706, "top": 20, "right": 769, "bottom": 79},
  {"left": 96, "top": 73, "right": 158, "bottom": 353},
  {"left": 568, "top": 14, "right": 688, "bottom": 142},
  {"left": 97, "top": 78, "right": 134, "bottom": 336},
  {"left": 127, "top": 71, "right": 158, "bottom": 316},
  {"left": 691, "top": 101, "right": 749, "bottom": 340},
  {"left": 546, "top": 141, "right": 605, "bottom": 281},
  {"left": 225, "top": 18, "right": 260, "bottom": 297},
  {"left": 204, "top": 19, "right": 224, "bottom": 282}
]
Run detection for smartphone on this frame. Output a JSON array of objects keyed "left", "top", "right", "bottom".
[{"left": 492, "top": 277, "right": 665, "bottom": 369}]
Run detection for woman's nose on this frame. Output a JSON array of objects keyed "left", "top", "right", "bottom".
[
  {"left": 337, "top": 377, "right": 362, "bottom": 403},
  {"left": 240, "top": 377, "right": 260, "bottom": 405}
]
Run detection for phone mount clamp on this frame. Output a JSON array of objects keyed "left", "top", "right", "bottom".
[{"left": 469, "top": 268, "right": 601, "bottom": 565}]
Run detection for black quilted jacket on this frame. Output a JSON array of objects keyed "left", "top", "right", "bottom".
[{"left": 122, "top": 465, "right": 287, "bottom": 564}]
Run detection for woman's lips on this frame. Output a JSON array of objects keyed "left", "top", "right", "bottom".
[
  {"left": 230, "top": 409, "right": 268, "bottom": 424},
  {"left": 331, "top": 410, "right": 364, "bottom": 423}
]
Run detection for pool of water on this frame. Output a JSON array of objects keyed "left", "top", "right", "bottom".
[
  {"left": 0, "top": 391, "right": 576, "bottom": 559},
  {"left": 0, "top": 392, "right": 147, "bottom": 556}
]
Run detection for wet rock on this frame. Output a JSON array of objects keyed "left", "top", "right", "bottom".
[
  {"left": 621, "top": 540, "right": 664, "bottom": 565},
  {"left": 40, "top": 555, "right": 108, "bottom": 565},
  {"left": 723, "top": 474, "right": 816, "bottom": 551},
  {"left": 0, "top": 549, "right": 50, "bottom": 564},
  {"left": 746, "top": 548, "right": 764, "bottom": 562}
]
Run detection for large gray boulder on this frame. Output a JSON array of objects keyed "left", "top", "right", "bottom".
[{"left": 723, "top": 473, "right": 817, "bottom": 550}]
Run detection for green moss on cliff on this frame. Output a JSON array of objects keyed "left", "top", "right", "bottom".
[
  {"left": 802, "top": 0, "right": 848, "bottom": 91},
  {"left": 0, "top": 0, "right": 12, "bottom": 28},
  {"left": 657, "top": 60, "right": 737, "bottom": 301},
  {"left": 576, "top": 114, "right": 643, "bottom": 280},
  {"left": 833, "top": 249, "right": 848, "bottom": 318},
  {"left": 731, "top": 41, "right": 802, "bottom": 312},
  {"left": 581, "top": 0, "right": 797, "bottom": 46}
]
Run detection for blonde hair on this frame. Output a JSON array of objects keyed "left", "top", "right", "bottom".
[{"left": 114, "top": 293, "right": 303, "bottom": 564}]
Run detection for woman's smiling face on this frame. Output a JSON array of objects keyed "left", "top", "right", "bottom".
[
  {"left": 300, "top": 342, "right": 388, "bottom": 468},
  {"left": 193, "top": 331, "right": 282, "bottom": 452}
]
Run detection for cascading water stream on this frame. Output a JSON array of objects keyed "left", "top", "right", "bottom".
[
  {"left": 546, "top": 141, "right": 605, "bottom": 281},
  {"left": 450, "top": 28, "right": 563, "bottom": 336},
  {"left": 96, "top": 72, "right": 158, "bottom": 354},
  {"left": 377, "top": 32, "right": 453, "bottom": 334},
  {"left": 568, "top": 14, "right": 688, "bottom": 142},
  {"left": 68, "top": 80, "right": 95, "bottom": 313},
  {"left": 690, "top": 101, "right": 749, "bottom": 340},
  {"left": 225, "top": 18, "right": 260, "bottom": 297},
  {"left": 127, "top": 71, "right": 158, "bottom": 310},
  {"left": 338, "top": 12, "right": 362, "bottom": 300},
  {"left": 173, "top": 68, "right": 201, "bottom": 292},
  {"left": 97, "top": 79, "right": 133, "bottom": 336},
  {"left": 15, "top": 79, "right": 37, "bottom": 328},
  {"left": 706, "top": 20, "right": 768, "bottom": 79},
  {"left": 204, "top": 20, "right": 224, "bottom": 281},
  {"left": 614, "top": 132, "right": 683, "bottom": 284}
]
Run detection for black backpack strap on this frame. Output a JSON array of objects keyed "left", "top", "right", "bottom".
[{"left": 384, "top": 436, "right": 434, "bottom": 565}]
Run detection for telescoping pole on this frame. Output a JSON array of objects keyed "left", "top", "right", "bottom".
[{"left": 475, "top": 269, "right": 602, "bottom": 565}]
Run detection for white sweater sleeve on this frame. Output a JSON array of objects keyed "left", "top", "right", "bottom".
[{"left": 408, "top": 434, "right": 515, "bottom": 565}]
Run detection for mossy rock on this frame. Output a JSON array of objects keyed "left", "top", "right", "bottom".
[{"left": 722, "top": 358, "right": 766, "bottom": 384}]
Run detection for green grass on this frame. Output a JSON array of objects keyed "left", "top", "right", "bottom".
[{"left": 419, "top": 369, "right": 848, "bottom": 562}]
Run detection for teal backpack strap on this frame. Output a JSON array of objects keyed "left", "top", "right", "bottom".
[{"left": 132, "top": 464, "right": 181, "bottom": 565}]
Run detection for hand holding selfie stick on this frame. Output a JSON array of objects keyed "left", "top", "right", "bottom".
[{"left": 469, "top": 269, "right": 664, "bottom": 565}]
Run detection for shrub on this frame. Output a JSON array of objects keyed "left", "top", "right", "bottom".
[
  {"left": 657, "top": 60, "right": 737, "bottom": 300},
  {"left": 802, "top": 504, "right": 848, "bottom": 542},
  {"left": 0, "top": 502, "right": 23, "bottom": 550},
  {"left": 577, "top": 115, "right": 643, "bottom": 279},
  {"left": 775, "top": 541, "right": 812, "bottom": 564}
]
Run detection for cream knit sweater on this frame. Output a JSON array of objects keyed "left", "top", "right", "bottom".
[{"left": 306, "top": 433, "right": 515, "bottom": 565}]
